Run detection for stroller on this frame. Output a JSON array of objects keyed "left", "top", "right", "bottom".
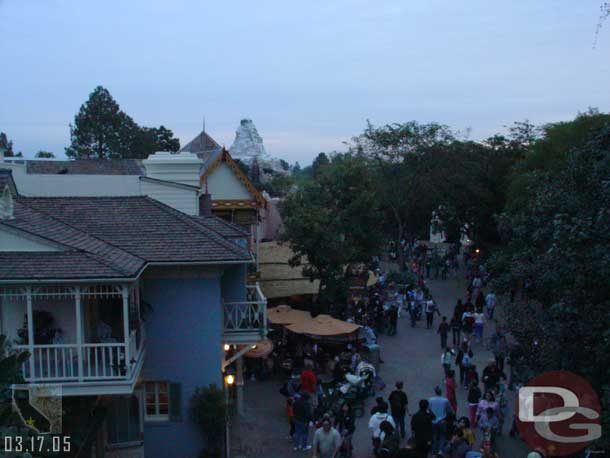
[{"left": 338, "top": 362, "right": 376, "bottom": 417}]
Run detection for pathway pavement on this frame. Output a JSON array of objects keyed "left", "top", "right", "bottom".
[{"left": 232, "top": 267, "right": 529, "bottom": 458}]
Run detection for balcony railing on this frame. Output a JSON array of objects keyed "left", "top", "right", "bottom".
[
  {"left": 222, "top": 283, "right": 267, "bottom": 343},
  {"left": 15, "top": 323, "right": 146, "bottom": 384}
]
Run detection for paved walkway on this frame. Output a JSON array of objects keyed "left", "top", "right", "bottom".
[{"left": 232, "top": 269, "right": 529, "bottom": 458}]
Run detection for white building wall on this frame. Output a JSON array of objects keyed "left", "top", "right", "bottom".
[
  {"left": 207, "top": 163, "right": 251, "bottom": 200},
  {"left": 139, "top": 180, "right": 199, "bottom": 215},
  {"left": 142, "top": 151, "right": 202, "bottom": 188},
  {"left": 14, "top": 174, "right": 141, "bottom": 197}
]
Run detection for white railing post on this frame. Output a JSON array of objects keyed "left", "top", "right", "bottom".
[
  {"left": 26, "top": 287, "right": 35, "bottom": 380},
  {"left": 122, "top": 285, "right": 130, "bottom": 378},
  {"left": 75, "top": 286, "right": 84, "bottom": 382}
]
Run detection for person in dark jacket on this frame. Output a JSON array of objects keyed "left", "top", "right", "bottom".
[
  {"left": 411, "top": 399, "right": 435, "bottom": 458},
  {"left": 376, "top": 421, "right": 400, "bottom": 458},
  {"left": 370, "top": 396, "right": 386, "bottom": 415},
  {"left": 442, "top": 429, "right": 471, "bottom": 458},
  {"left": 292, "top": 393, "right": 313, "bottom": 451},
  {"left": 389, "top": 381, "right": 409, "bottom": 438},
  {"left": 335, "top": 403, "right": 356, "bottom": 457}
]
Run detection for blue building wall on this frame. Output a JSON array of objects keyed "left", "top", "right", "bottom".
[
  {"left": 221, "top": 265, "right": 247, "bottom": 303},
  {"left": 141, "top": 267, "right": 227, "bottom": 458}
]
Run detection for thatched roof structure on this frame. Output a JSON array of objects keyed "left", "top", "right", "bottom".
[{"left": 258, "top": 241, "right": 320, "bottom": 299}]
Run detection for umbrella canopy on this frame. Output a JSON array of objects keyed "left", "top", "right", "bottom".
[
  {"left": 267, "top": 305, "right": 312, "bottom": 325},
  {"left": 244, "top": 339, "right": 274, "bottom": 359},
  {"left": 286, "top": 314, "right": 360, "bottom": 337}
]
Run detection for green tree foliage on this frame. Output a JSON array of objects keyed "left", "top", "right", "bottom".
[
  {"left": 190, "top": 385, "right": 226, "bottom": 457},
  {"left": 352, "top": 121, "right": 515, "bottom": 249},
  {"left": 0, "top": 132, "right": 22, "bottom": 157},
  {"left": 311, "top": 152, "right": 330, "bottom": 180},
  {"left": 65, "top": 86, "right": 179, "bottom": 160},
  {"left": 261, "top": 174, "right": 295, "bottom": 197},
  {"left": 280, "top": 153, "right": 382, "bottom": 304},
  {"left": 34, "top": 151, "right": 55, "bottom": 158},
  {"left": 490, "top": 117, "right": 610, "bottom": 448}
]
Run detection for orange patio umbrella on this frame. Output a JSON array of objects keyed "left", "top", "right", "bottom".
[
  {"left": 286, "top": 314, "right": 360, "bottom": 336},
  {"left": 267, "top": 305, "right": 312, "bottom": 325}
]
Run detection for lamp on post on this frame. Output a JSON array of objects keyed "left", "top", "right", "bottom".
[{"left": 223, "top": 370, "right": 235, "bottom": 458}]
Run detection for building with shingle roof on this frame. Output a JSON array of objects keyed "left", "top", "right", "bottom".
[{"left": 0, "top": 169, "right": 265, "bottom": 458}]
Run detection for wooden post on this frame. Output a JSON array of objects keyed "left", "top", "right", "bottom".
[
  {"left": 26, "top": 287, "right": 35, "bottom": 379},
  {"left": 75, "top": 286, "right": 84, "bottom": 382},
  {"left": 236, "top": 357, "right": 244, "bottom": 416},
  {"left": 122, "top": 285, "right": 130, "bottom": 378}
]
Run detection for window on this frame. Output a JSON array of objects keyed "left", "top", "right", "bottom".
[
  {"left": 144, "top": 381, "right": 169, "bottom": 421},
  {"left": 106, "top": 396, "right": 141, "bottom": 446}
]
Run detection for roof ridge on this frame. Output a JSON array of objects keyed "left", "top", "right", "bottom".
[
  {"left": 203, "top": 215, "right": 249, "bottom": 236},
  {"left": 142, "top": 197, "right": 251, "bottom": 260},
  {"left": 14, "top": 200, "right": 145, "bottom": 272}
]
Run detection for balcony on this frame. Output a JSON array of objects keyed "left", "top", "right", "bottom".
[
  {"left": 1, "top": 285, "right": 146, "bottom": 396},
  {"left": 222, "top": 283, "right": 267, "bottom": 344}
]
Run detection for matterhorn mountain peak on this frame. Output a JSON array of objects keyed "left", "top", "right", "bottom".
[
  {"left": 228, "top": 118, "right": 290, "bottom": 182},
  {"left": 230, "top": 118, "right": 269, "bottom": 161}
]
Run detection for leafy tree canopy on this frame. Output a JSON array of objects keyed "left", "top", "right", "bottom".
[
  {"left": 280, "top": 153, "right": 382, "bottom": 303},
  {"left": 35, "top": 151, "right": 55, "bottom": 158},
  {"left": 490, "top": 116, "right": 610, "bottom": 448}
]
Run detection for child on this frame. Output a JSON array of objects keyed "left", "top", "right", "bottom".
[
  {"left": 457, "top": 416, "right": 475, "bottom": 448},
  {"left": 441, "top": 347, "right": 453, "bottom": 375},
  {"left": 286, "top": 397, "right": 295, "bottom": 440},
  {"left": 437, "top": 316, "right": 450, "bottom": 349}
]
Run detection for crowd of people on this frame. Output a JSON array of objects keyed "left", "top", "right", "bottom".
[{"left": 277, "top": 243, "right": 543, "bottom": 458}]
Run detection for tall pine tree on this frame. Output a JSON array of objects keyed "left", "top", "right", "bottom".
[{"left": 66, "top": 86, "right": 179, "bottom": 159}]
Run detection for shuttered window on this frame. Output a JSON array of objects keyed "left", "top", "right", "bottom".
[
  {"left": 144, "top": 381, "right": 182, "bottom": 422},
  {"left": 144, "top": 381, "right": 169, "bottom": 421}
]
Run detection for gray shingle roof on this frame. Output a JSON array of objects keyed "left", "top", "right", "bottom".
[
  {"left": 0, "top": 196, "right": 251, "bottom": 281},
  {"left": 0, "top": 252, "right": 129, "bottom": 280},
  {"left": 193, "top": 215, "right": 249, "bottom": 238},
  {"left": 179, "top": 131, "right": 221, "bottom": 154},
  {"left": 26, "top": 159, "right": 144, "bottom": 175}
]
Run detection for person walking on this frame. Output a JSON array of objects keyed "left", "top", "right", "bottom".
[
  {"left": 456, "top": 342, "right": 472, "bottom": 388},
  {"left": 335, "top": 403, "right": 355, "bottom": 457},
  {"left": 441, "top": 347, "right": 453, "bottom": 375},
  {"left": 485, "top": 291, "right": 497, "bottom": 320},
  {"left": 425, "top": 297, "right": 440, "bottom": 329},
  {"left": 450, "top": 313, "right": 462, "bottom": 347},
  {"left": 445, "top": 370, "right": 458, "bottom": 413},
  {"left": 474, "top": 307, "right": 485, "bottom": 344},
  {"left": 376, "top": 421, "right": 400, "bottom": 458},
  {"left": 292, "top": 393, "right": 313, "bottom": 451},
  {"left": 428, "top": 386, "right": 454, "bottom": 455},
  {"left": 312, "top": 416, "right": 342, "bottom": 458},
  {"left": 411, "top": 400, "right": 435, "bottom": 458},
  {"left": 368, "top": 404, "right": 396, "bottom": 451},
  {"left": 389, "top": 381, "right": 409, "bottom": 438},
  {"left": 388, "top": 304, "right": 398, "bottom": 336},
  {"left": 467, "top": 381, "right": 482, "bottom": 427},
  {"left": 438, "top": 316, "right": 450, "bottom": 349}
]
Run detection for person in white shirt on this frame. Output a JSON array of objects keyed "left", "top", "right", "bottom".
[
  {"left": 368, "top": 404, "right": 396, "bottom": 445},
  {"left": 474, "top": 308, "right": 485, "bottom": 343}
]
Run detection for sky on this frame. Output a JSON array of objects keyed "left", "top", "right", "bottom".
[{"left": 1, "top": 0, "right": 609, "bottom": 165}]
